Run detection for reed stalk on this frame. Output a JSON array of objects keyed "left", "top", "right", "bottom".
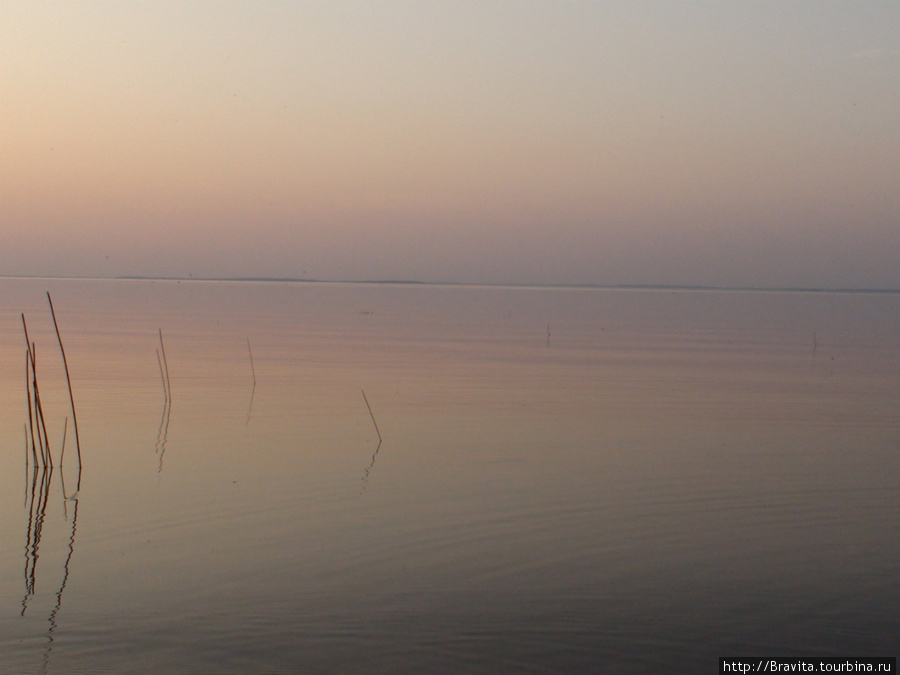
[
  {"left": 34, "top": 343, "right": 53, "bottom": 467},
  {"left": 25, "top": 350, "right": 37, "bottom": 466},
  {"left": 59, "top": 417, "right": 68, "bottom": 470},
  {"left": 22, "top": 316, "right": 51, "bottom": 467},
  {"left": 158, "top": 329, "right": 172, "bottom": 403},
  {"left": 156, "top": 348, "right": 169, "bottom": 402},
  {"left": 247, "top": 338, "right": 257, "bottom": 387},
  {"left": 47, "top": 293, "right": 80, "bottom": 469},
  {"left": 155, "top": 331, "right": 172, "bottom": 471},
  {"left": 361, "top": 389, "right": 382, "bottom": 442}
]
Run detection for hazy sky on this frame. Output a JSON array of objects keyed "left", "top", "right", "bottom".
[{"left": 2, "top": 1, "right": 899, "bottom": 287}]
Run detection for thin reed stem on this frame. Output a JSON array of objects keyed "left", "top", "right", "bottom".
[
  {"left": 158, "top": 329, "right": 172, "bottom": 404},
  {"left": 156, "top": 348, "right": 169, "bottom": 401},
  {"left": 47, "top": 293, "right": 81, "bottom": 470},
  {"left": 59, "top": 417, "right": 68, "bottom": 468},
  {"left": 28, "top": 338, "right": 52, "bottom": 467},
  {"left": 25, "top": 350, "right": 37, "bottom": 466},
  {"left": 361, "top": 389, "right": 382, "bottom": 442},
  {"left": 247, "top": 338, "right": 257, "bottom": 387}
]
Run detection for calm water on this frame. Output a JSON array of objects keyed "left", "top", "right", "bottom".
[{"left": 1, "top": 279, "right": 898, "bottom": 673}]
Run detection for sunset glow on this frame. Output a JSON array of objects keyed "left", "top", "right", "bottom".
[{"left": 2, "top": 1, "right": 899, "bottom": 287}]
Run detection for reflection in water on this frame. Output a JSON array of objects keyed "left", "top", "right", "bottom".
[
  {"left": 359, "top": 390, "right": 383, "bottom": 492},
  {"left": 360, "top": 439, "right": 382, "bottom": 493},
  {"left": 4, "top": 280, "right": 900, "bottom": 671},
  {"left": 21, "top": 466, "right": 52, "bottom": 615},
  {"left": 20, "top": 451, "right": 83, "bottom": 673},
  {"left": 245, "top": 383, "right": 256, "bottom": 427},
  {"left": 43, "top": 494, "right": 79, "bottom": 672}
]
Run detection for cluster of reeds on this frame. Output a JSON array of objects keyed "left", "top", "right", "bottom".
[
  {"left": 21, "top": 294, "right": 82, "bottom": 623},
  {"left": 22, "top": 294, "right": 81, "bottom": 477}
]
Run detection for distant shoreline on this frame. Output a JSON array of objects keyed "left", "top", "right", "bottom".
[{"left": 1, "top": 275, "right": 899, "bottom": 294}]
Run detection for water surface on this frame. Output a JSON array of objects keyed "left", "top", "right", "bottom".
[{"left": 1, "top": 279, "right": 898, "bottom": 673}]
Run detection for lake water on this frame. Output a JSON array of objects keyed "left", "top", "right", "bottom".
[{"left": 1, "top": 279, "right": 898, "bottom": 673}]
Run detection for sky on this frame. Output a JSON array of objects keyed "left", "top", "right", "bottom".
[{"left": 2, "top": 1, "right": 899, "bottom": 288}]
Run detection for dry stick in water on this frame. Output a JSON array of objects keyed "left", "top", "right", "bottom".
[
  {"left": 247, "top": 338, "right": 257, "bottom": 387},
  {"left": 33, "top": 343, "right": 53, "bottom": 468},
  {"left": 158, "top": 329, "right": 172, "bottom": 404},
  {"left": 156, "top": 348, "right": 169, "bottom": 403},
  {"left": 25, "top": 350, "right": 37, "bottom": 467},
  {"left": 361, "top": 389, "right": 382, "bottom": 443},
  {"left": 156, "top": 331, "right": 173, "bottom": 472},
  {"left": 244, "top": 339, "right": 256, "bottom": 427},
  {"left": 155, "top": 344, "right": 172, "bottom": 466},
  {"left": 22, "top": 322, "right": 38, "bottom": 463},
  {"left": 22, "top": 316, "right": 51, "bottom": 467},
  {"left": 59, "top": 417, "right": 68, "bottom": 470},
  {"left": 48, "top": 293, "right": 80, "bottom": 470}
]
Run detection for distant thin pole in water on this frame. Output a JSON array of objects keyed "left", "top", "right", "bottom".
[
  {"left": 247, "top": 338, "right": 257, "bottom": 387},
  {"left": 156, "top": 349, "right": 168, "bottom": 401},
  {"left": 158, "top": 329, "right": 172, "bottom": 403},
  {"left": 47, "top": 293, "right": 80, "bottom": 470},
  {"left": 361, "top": 389, "right": 382, "bottom": 443},
  {"left": 245, "top": 338, "right": 256, "bottom": 426},
  {"left": 155, "top": 332, "right": 172, "bottom": 471},
  {"left": 59, "top": 417, "right": 68, "bottom": 470}
]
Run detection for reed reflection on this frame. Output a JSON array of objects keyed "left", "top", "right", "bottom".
[
  {"left": 21, "top": 430, "right": 83, "bottom": 617},
  {"left": 359, "top": 390, "right": 384, "bottom": 492},
  {"left": 360, "top": 439, "right": 382, "bottom": 493},
  {"left": 21, "top": 465, "right": 51, "bottom": 615},
  {"left": 18, "top": 459, "right": 82, "bottom": 675},
  {"left": 43, "top": 491, "right": 79, "bottom": 671}
]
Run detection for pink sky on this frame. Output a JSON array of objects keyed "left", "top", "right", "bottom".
[{"left": 2, "top": 1, "right": 899, "bottom": 287}]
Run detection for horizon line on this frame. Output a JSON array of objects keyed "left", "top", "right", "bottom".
[{"left": 2, "top": 274, "right": 900, "bottom": 294}]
